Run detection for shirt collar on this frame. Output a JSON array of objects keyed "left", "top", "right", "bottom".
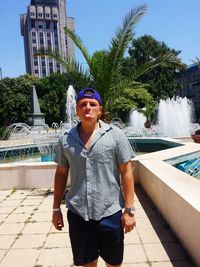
[{"left": 64, "top": 119, "right": 112, "bottom": 140}]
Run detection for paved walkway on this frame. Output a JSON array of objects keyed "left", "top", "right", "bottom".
[{"left": 0, "top": 185, "right": 194, "bottom": 267}]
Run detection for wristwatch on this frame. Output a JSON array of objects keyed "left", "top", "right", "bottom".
[{"left": 124, "top": 207, "right": 136, "bottom": 216}]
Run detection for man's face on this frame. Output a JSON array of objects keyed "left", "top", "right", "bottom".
[{"left": 76, "top": 98, "right": 102, "bottom": 122}]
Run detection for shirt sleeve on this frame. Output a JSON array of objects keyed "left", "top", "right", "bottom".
[
  {"left": 113, "top": 127, "right": 135, "bottom": 164},
  {"left": 54, "top": 136, "right": 69, "bottom": 167}
]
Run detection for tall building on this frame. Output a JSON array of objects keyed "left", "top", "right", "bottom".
[{"left": 20, "top": 0, "right": 75, "bottom": 78}]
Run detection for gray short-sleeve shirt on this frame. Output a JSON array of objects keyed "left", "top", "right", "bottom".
[{"left": 55, "top": 120, "right": 135, "bottom": 221}]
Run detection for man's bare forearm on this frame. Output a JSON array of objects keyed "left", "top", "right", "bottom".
[
  {"left": 53, "top": 165, "right": 69, "bottom": 208},
  {"left": 119, "top": 161, "right": 135, "bottom": 208}
]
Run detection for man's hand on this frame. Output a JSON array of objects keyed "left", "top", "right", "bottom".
[
  {"left": 121, "top": 212, "right": 136, "bottom": 234},
  {"left": 52, "top": 210, "right": 64, "bottom": 231}
]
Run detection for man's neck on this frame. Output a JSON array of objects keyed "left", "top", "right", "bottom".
[{"left": 79, "top": 121, "right": 100, "bottom": 135}]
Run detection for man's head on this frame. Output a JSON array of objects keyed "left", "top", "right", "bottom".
[
  {"left": 76, "top": 88, "right": 102, "bottom": 106},
  {"left": 76, "top": 88, "right": 102, "bottom": 122}
]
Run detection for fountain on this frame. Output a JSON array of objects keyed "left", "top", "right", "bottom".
[
  {"left": 129, "top": 110, "right": 146, "bottom": 131},
  {"left": 158, "top": 97, "right": 193, "bottom": 137},
  {"left": 128, "top": 97, "right": 196, "bottom": 137},
  {"left": 65, "top": 85, "right": 78, "bottom": 128}
]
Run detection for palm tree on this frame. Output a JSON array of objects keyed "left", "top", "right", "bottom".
[
  {"left": 36, "top": 5, "right": 184, "bottom": 114},
  {"left": 192, "top": 57, "right": 200, "bottom": 68}
]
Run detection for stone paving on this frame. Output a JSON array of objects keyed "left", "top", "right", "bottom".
[{"left": 0, "top": 185, "right": 195, "bottom": 267}]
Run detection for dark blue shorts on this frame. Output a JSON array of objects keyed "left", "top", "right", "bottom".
[{"left": 67, "top": 210, "right": 124, "bottom": 266}]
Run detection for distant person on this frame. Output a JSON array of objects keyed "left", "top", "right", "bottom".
[{"left": 52, "top": 88, "right": 136, "bottom": 267}]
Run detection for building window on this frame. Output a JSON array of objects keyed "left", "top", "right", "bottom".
[
  {"left": 42, "top": 69, "right": 46, "bottom": 76},
  {"left": 46, "top": 21, "right": 50, "bottom": 29},
  {"left": 30, "top": 12, "right": 35, "bottom": 16},
  {"left": 38, "top": 13, "right": 43, "bottom": 17},
  {"left": 45, "top": 13, "right": 50, "bottom": 18},
  {"left": 53, "top": 22, "right": 57, "bottom": 30},
  {"left": 53, "top": 14, "right": 57, "bottom": 18},
  {"left": 32, "top": 31, "right": 36, "bottom": 36},
  {"left": 31, "top": 20, "right": 35, "bottom": 28},
  {"left": 49, "top": 68, "right": 54, "bottom": 74},
  {"left": 34, "top": 69, "right": 39, "bottom": 74},
  {"left": 39, "top": 24, "right": 43, "bottom": 29},
  {"left": 57, "top": 63, "right": 61, "bottom": 72},
  {"left": 32, "top": 39, "right": 36, "bottom": 43}
]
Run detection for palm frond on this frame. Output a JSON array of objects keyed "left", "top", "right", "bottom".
[
  {"left": 135, "top": 51, "right": 186, "bottom": 78},
  {"left": 35, "top": 49, "right": 90, "bottom": 83},
  {"left": 64, "top": 27, "right": 91, "bottom": 66},
  {"left": 192, "top": 57, "right": 200, "bottom": 68},
  {"left": 107, "top": 5, "right": 147, "bottom": 84}
]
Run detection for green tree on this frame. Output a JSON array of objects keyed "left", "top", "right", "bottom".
[
  {"left": 109, "top": 82, "right": 155, "bottom": 122},
  {"left": 34, "top": 73, "right": 70, "bottom": 125},
  {"left": 0, "top": 75, "right": 33, "bottom": 126},
  {"left": 124, "top": 34, "right": 186, "bottom": 101}
]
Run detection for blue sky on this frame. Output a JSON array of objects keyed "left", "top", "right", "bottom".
[{"left": 0, "top": 0, "right": 199, "bottom": 78}]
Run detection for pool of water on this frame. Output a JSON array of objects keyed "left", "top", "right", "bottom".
[
  {"left": 0, "top": 138, "right": 183, "bottom": 164},
  {"left": 129, "top": 137, "right": 183, "bottom": 153},
  {"left": 165, "top": 151, "right": 200, "bottom": 180}
]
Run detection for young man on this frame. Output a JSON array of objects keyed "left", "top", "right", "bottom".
[{"left": 52, "top": 88, "right": 136, "bottom": 267}]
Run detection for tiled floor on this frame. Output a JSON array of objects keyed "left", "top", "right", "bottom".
[{"left": 0, "top": 185, "right": 195, "bottom": 267}]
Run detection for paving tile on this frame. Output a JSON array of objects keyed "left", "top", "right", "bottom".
[
  {"left": 8, "top": 190, "right": 30, "bottom": 199},
  {"left": 30, "top": 211, "right": 52, "bottom": 222},
  {"left": 22, "top": 221, "right": 52, "bottom": 234},
  {"left": 137, "top": 227, "right": 173, "bottom": 243},
  {"left": 44, "top": 232, "right": 71, "bottom": 248},
  {"left": 4, "top": 213, "right": 31, "bottom": 223},
  {"left": 152, "top": 261, "right": 193, "bottom": 267},
  {"left": 0, "top": 250, "right": 7, "bottom": 262},
  {"left": 13, "top": 205, "right": 38, "bottom": 214},
  {"left": 0, "top": 213, "right": 9, "bottom": 223},
  {"left": 123, "top": 244, "right": 147, "bottom": 263},
  {"left": 144, "top": 242, "right": 187, "bottom": 262},
  {"left": 20, "top": 198, "right": 43, "bottom": 206},
  {"left": 37, "top": 247, "right": 73, "bottom": 266},
  {"left": 124, "top": 229, "right": 141, "bottom": 244},
  {"left": 0, "top": 223, "right": 25, "bottom": 235},
  {"left": 0, "top": 206, "right": 16, "bottom": 214},
  {"left": 0, "top": 235, "right": 17, "bottom": 249},
  {"left": 0, "top": 199, "right": 22, "bottom": 207},
  {"left": 0, "top": 248, "right": 39, "bottom": 267},
  {"left": 135, "top": 207, "right": 156, "bottom": 218},
  {"left": 136, "top": 216, "right": 165, "bottom": 229},
  {"left": 0, "top": 190, "right": 12, "bottom": 197},
  {"left": 12, "top": 233, "right": 46, "bottom": 248},
  {"left": 122, "top": 264, "right": 149, "bottom": 267}
]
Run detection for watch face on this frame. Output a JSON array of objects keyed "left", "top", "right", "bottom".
[{"left": 125, "top": 207, "right": 135, "bottom": 215}]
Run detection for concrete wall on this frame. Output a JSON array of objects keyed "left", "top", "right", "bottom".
[
  {"left": 0, "top": 162, "right": 57, "bottom": 190},
  {"left": 138, "top": 158, "right": 200, "bottom": 266}
]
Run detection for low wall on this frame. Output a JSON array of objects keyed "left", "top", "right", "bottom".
[
  {"left": 138, "top": 158, "right": 200, "bottom": 265},
  {"left": 0, "top": 162, "right": 57, "bottom": 190}
]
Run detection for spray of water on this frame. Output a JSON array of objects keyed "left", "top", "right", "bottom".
[{"left": 158, "top": 97, "right": 193, "bottom": 137}]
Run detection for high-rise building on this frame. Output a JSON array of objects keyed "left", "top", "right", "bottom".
[{"left": 20, "top": 0, "right": 75, "bottom": 78}]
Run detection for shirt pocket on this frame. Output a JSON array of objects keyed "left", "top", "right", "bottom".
[{"left": 96, "top": 144, "right": 116, "bottom": 164}]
